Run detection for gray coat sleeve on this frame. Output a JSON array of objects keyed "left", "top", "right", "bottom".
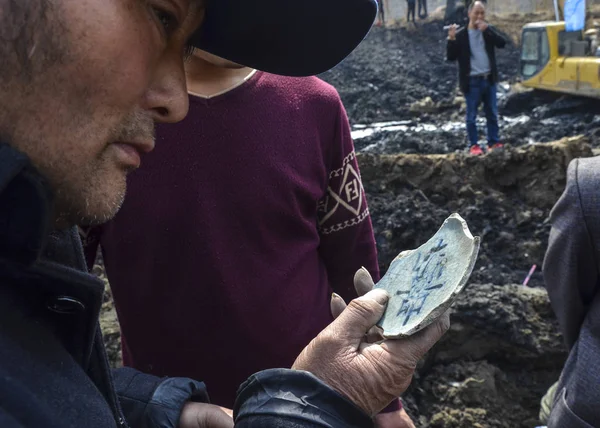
[{"left": 543, "top": 158, "right": 600, "bottom": 349}]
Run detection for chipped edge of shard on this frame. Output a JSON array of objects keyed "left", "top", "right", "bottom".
[{"left": 381, "top": 213, "right": 481, "bottom": 339}]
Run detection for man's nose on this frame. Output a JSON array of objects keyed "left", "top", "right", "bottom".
[{"left": 144, "top": 51, "right": 189, "bottom": 124}]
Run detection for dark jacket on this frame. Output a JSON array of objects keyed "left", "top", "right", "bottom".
[
  {"left": 543, "top": 157, "right": 600, "bottom": 428},
  {"left": 446, "top": 25, "right": 506, "bottom": 94},
  {"left": 0, "top": 143, "right": 373, "bottom": 428}
]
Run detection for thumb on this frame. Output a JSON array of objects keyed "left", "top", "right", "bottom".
[
  {"left": 195, "top": 407, "right": 234, "bottom": 428},
  {"left": 179, "top": 403, "right": 234, "bottom": 428},
  {"left": 330, "top": 289, "right": 389, "bottom": 346}
]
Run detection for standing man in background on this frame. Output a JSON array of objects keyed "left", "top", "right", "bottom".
[
  {"left": 377, "top": 0, "right": 386, "bottom": 25},
  {"left": 83, "top": 48, "right": 415, "bottom": 428},
  {"left": 418, "top": 0, "right": 428, "bottom": 19},
  {"left": 407, "top": 0, "right": 417, "bottom": 23},
  {"left": 446, "top": 0, "right": 506, "bottom": 155}
]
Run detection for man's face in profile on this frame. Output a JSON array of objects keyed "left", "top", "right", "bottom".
[{"left": 0, "top": 0, "right": 204, "bottom": 227}]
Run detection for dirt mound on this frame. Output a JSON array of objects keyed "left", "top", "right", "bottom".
[
  {"left": 405, "top": 283, "right": 566, "bottom": 427},
  {"left": 354, "top": 138, "right": 589, "bottom": 426},
  {"left": 360, "top": 136, "right": 592, "bottom": 287}
]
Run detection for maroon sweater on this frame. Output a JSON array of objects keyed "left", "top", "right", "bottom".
[{"left": 84, "top": 72, "right": 380, "bottom": 408}]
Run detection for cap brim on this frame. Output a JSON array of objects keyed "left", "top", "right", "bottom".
[{"left": 190, "top": 0, "right": 377, "bottom": 77}]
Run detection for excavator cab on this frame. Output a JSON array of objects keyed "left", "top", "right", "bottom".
[
  {"left": 520, "top": 23, "right": 551, "bottom": 80},
  {"left": 520, "top": 21, "right": 600, "bottom": 99}
]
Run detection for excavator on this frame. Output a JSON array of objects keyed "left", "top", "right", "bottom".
[
  {"left": 519, "top": 0, "right": 600, "bottom": 98},
  {"left": 445, "top": 0, "right": 600, "bottom": 99}
]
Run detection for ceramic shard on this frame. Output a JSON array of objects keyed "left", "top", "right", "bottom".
[{"left": 375, "top": 213, "right": 480, "bottom": 338}]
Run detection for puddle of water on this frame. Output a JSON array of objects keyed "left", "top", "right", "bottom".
[
  {"left": 351, "top": 114, "right": 532, "bottom": 140},
  {"left": 351, "top": 121, "right": 412, "bottom": 139},
  {"left": 439, "top": 122, "right": 464, "bottom": 132},
  {"left": 352, "top": 115, "right": 528, "bottom": 140},
  {"left": 504, "top": 115, "right": 531, "bottom": 126},
  {"left": 350, "top": 80, "right": 525, "bottom": 140},
  {"left": 540, "top": 118, "right": 560, "bottom": 126}
]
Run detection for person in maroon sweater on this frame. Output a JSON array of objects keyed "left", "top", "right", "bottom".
[{"left": 82, "top": 49, "right": 414, "bottom": 427}]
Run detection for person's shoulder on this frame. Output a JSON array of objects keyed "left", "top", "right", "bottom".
[
  {"left": 260, "top": 74, "right": 342, "bottom": 107},
  {"left": 560, "top": 157, "right": 600, "bottom": 214},
  {"left": 572, "top": 157, "right": 600, "bottom": 189},
  {"left": 575, "top": 156, "right": 600, "bottom": 169}
]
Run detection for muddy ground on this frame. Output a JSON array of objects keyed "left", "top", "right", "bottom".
[
  {"left": 359, "top": 137, "right": 591, "bottom": 288},
  {"left": 99, "top": 14, "right": 600, "bottom": 428},
  {"left": 319, "top": 17, "right": 600, "bottom": 154}
]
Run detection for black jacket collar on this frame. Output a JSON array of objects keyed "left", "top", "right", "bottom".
[
  {"left": 0, "top": 144, "right": 54, "bottom": 266},
  {"left": 0, "top": 143, "right": 104, "bottom": 366},
  {"left": 0, "top": 143, "right": 125, "bottom": 426}
]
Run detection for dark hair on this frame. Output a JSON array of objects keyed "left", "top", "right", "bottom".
[{"left": 0, "top": 0, "right": 50, "bottom": 79}]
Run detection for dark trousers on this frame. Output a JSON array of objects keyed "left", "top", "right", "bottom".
[
  {"left": 378, "top": 0, "right": 385, "bottom": 23},
  {"left": 407, "top": 1, "right": 416, "bottom": 22},
  {"left": 418, "top": 0, "right": 427, "bottom": 18},
  {"left": 465, "top": 76, "right": 499, "bottom": 147}
]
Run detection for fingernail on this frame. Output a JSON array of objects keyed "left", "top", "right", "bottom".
[
  {"left": 332, "top": 292, "right": 342, "bottom": 301},
  {"left": 358, "top": 267, "right": 373, "bottom": 280},
  {"left": 364, "top": 288, "right": 389, "bottom": 305}
]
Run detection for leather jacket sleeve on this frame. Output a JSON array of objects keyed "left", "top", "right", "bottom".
[{"left": 234, "top": 369, "right": 374, "bottom": 428}]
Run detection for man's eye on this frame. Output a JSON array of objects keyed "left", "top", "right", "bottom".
[{"left": 153, "top": 8, "right": 178, "bottom": 35}]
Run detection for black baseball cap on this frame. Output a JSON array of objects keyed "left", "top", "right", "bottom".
[{"left": 189, "top": 0, "right": 378, "bottom": 76}]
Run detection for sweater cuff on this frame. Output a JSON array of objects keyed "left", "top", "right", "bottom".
[
  {"left": 380, "top": 398, "right": 402, "bottom": 413},
  {"left": 113, "top": 367, "right": 208, "bottom": 428},
  {"left": 145, "top": 377, "right": 209, "bottom": 428},
  {"left": 234, "top": 369, "right": 374, "bottom": 427}
]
